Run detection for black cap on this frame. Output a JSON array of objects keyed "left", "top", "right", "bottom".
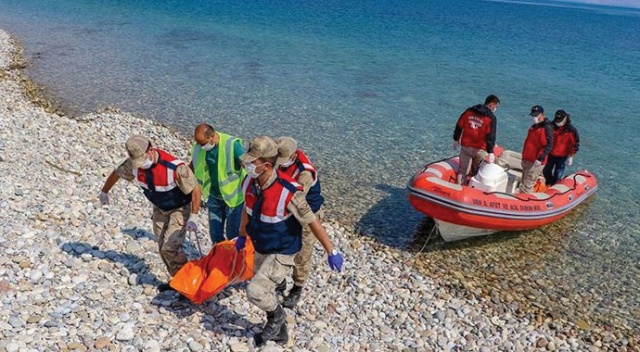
[
  {"left": 554, "top": 110, "right": 569, "bottom": 124},
  {"left": 530, "top": 105, "right": 544, "bottom": 116}
]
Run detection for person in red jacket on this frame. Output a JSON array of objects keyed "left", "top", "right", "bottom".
[
  {"left": 520, "top": 105, "right": 554, "bottom": 193},
  {"left": 543, "top": 110, "right": 580, "bottom": 185},
  {"left": 453, "top": 94, "right": 500, "bottom": 185}
]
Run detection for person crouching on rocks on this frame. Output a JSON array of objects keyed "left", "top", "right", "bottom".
[
  {"left": 234, "top": 136, "right": 343, "bottom": 346},
  {"left": 98, "top": 135, "right": 201, "bottom": 292}
]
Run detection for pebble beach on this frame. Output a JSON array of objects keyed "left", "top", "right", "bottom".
[{"left": 0, "top": 28, "right": 638, "bottom": 352}]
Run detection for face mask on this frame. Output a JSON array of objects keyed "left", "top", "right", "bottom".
[
  {"left": 139, "top": 158, "right": 154, "bottom": 169},
  {"left": 491, "top": 106, "right": 498, "bottom": 113},
  {"left": 555, "top": 118, "right": 567, "bottom": 127},
  {"left": 531, "top": 116, "right": 539, "bottom": 125},
  {"left": 201, "top": 142, "right": 215, "bottom": 151},
  {"left": 280, "top": 160, "right": 294, "bottom": 168},
  {"left": 245, "top": 162, "right": 266, "bottom": 179}
]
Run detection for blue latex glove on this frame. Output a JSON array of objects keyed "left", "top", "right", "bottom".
[
  {"left": 327, "top": 251, "right": 344, "bottom": 272},
  {"left": 235, "top": 236, "right": 246, "bottom": 251}
]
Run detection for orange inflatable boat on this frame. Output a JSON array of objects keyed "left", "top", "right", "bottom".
[
  {"left": 170, "top": 238, "right": 254, "bottom": 304},
  {"left": 407, "top": 149, "right": 598, "bottom": 241}
]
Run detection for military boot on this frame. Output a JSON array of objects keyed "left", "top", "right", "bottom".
[
  {"left": 282, "top": 284, "right": 303, "bottom": 309},
  {"left": 254, "top": 320, "right": 288, "bottom": 346},
  {"left": 254, "top": 304, "right": 286, "bottom": 346}
]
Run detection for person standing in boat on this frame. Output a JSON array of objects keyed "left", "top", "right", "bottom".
[
  {"left": 452, "top": 94, "right": 500, "bottom": 185},
  {"left": 543, "top": 110, "right": 580, "bottom": 185},
  {"left": 273, "top": 136, "right": 325, "bottom": 309},
  {"left": 235, "top": 136, "right": 343, "bottom": 346},
  {"left": 520, "top": 105, "right": 554, "bottom": 193}
]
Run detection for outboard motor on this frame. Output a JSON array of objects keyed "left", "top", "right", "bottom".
[{"left": 469, "top": 163, "right": 508, "bottom": 193}]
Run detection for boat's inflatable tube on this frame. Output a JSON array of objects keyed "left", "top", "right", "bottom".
[{"left": 407, "top": 151, "right": 598, "bottom": 231}]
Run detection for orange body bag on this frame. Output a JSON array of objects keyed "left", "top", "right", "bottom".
[{"left": 170, "top": 238, "right": 255, "bottom": 304}]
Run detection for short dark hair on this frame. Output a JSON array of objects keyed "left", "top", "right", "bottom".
[
  {"left": 484, "top": 94, "right": 500, "bottom": 106},
  {"left": 203, "top": 124, "right": 215, "bottom": 138}
]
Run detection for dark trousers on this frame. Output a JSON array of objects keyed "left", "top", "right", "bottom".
[{"left": 543, "top": 155, "right": 568, "bottom": 185}]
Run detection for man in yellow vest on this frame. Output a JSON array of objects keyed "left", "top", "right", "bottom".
[{"left": 191, "top": 124, "right": 246, "bottom": 244}]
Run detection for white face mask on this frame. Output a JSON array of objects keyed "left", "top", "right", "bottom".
[
  {"left": 555, "top": 118, "right": 567, "bottom": 127},
  {"left": 139, "top": 157, "right": 154, "bottom": 169},
  {"left": 245, "top": 162, "right": 266, "bottom": 179},
  {"left": 280, "top": 160, "right": 294, "bottom": 168},
  {"left": 202, "top": 142, "right": 215, "bottom": 151},
  {"left": 531, "top": 116, "right": 539, "bottom": 125},
  {"left": 491, "top": 106, "right": 498, "bottom": 113}
]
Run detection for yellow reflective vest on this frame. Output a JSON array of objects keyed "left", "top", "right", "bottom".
[{"left": 191, "top": 132, "right": 246, "bottom": 207}]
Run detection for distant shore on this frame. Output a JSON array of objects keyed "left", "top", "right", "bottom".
[{"left": 0, "top": 28, "right": 636, "bottom": 351}]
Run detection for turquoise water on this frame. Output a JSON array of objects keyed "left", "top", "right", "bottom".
[{"left": 1, "top": 0, "right": 639, "bottom": 330}]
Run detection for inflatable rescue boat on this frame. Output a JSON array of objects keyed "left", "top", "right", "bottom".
[{"left": 407, "top": 150, "right": 598, "bottom": 241}]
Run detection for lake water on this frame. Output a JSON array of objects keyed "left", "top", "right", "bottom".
[{"left": 1, "top": 0, "right": 638, "bottom": 335}]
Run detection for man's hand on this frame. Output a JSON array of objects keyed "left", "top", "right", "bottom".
[
  {"left": 99, "top": 191, "right": 109, "bottom": 206},
  {"left": 328, "top": 250, "right": 344, "bottom": 272},
  {"left": 534, "top": 160, "right": 542, "bottom": 167},
  {"left": 235, "top": 236, "right": 246, "bottom": 251},
  {"left": 186, "top": 214, "right": 198, "bottom": 232},
  {"left": 565, "top": 157, "right": 573, "bottom": 166},
  {"left": 452, "top": 141, "right": 460, "bottom": 150},
  {"left": 488, "top": 153, "right": 495, "bottom": 164}
]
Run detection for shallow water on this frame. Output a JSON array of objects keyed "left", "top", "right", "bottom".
[{"left": 1, "top": 0, "right": 638, "bottom": 335}]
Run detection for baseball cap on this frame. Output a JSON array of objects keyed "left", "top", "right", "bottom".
[
  {"left": 275, "top": 137, "right": 298, "bottom": 166},
  {"left": 125, "top": 135, "right": 151, "bottom": 168},
  {"left": 240, "top": 136, "right": 279, "bottom": 163},
  {"left": 530, "top": 105, "right": 544, "bottom": 116},
  {"left": 554, "top": 110, "right": 569, "bottom": 125}
]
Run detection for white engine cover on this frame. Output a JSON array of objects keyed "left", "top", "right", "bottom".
[{"left": 469, "top": 163, "right": 508, "bottom": 193}]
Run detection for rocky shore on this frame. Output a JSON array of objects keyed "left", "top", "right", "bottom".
[{"left": 0, "top": 29, "right": 637, "bottom": 352}]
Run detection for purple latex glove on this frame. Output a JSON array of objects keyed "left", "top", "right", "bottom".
[
  {"left": 235, "top": 236, "right": 246, "bottom": 251},
  {"left": 327, "top": 251, "right": 344, "bottom": 272}
]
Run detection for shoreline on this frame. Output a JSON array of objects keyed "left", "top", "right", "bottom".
[{"left": 1, "top": 28, "right": 637, "bottom": 351}]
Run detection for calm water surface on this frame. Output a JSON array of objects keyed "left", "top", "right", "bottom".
[{"left": 0, "top": 0, "right": 638, "bottom": 333}]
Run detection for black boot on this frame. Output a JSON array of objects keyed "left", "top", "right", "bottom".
[
  {"left": 255, "top": 320, "right": 288, "bottom": 346},
  {"left": 255, "top": 305, "right": 286, "bottom": 345},
  {"left": 275, "top": 279, "right": 287, "bottom": 295},
  {"left": 282, "top": 284, "right": 303, "bottom": 309},
  {"left": 157, "top": 282, "right": 175, "bottom": 292}
]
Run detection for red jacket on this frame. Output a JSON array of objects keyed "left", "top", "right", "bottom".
[
  {"left": 522, "top": 119, "right": 554, "bottom": 164},
  {"left": 453, "top": 104, "right": 497, "bottom": 153},
  {"left": 550, "top": 121, "right": 580, "bottom": 157}
]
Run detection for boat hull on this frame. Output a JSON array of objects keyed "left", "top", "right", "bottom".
[
  {"left": 408, "top": 152, "right": 598, "bottom": 239},
  {"left": 435, "top": 219, "right": 498, "bottom": 242}
]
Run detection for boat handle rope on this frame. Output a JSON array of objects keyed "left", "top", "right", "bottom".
[{"left": 479, "top": 172, "right": 594, "bottom": 202}]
